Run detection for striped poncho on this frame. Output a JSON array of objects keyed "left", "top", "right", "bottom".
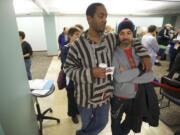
[{"left": 64, "top": 31, "right": 148, "bottom": 108}]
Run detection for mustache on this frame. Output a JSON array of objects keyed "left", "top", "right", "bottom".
[{"left": 121, "top": 39, "right": 129, "bottom": 41}]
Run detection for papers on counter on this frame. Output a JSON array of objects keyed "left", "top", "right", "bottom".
[
  {"left": 29, "top": 79, "right": 54, "bottom": 95},
  {"left": 31, "top": 89, "right": 49, "bottom": 95},
  {"left": 29, "top": 79, "right": 48, "bottom": 90}
]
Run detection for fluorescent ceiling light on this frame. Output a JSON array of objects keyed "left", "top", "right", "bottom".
[
  {"left": 13, "top": 0, "right": 180, "bottom": 15},
  {"left": 45, "top": 0, "right": 164, "bottom": 15}
]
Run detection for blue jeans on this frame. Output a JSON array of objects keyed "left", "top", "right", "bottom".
[
  {"left": 76, "top": 103, "right": 110, "bottom": 135},
  {"left": 24, "top": 59, "right": 32, "bottom": 80}
]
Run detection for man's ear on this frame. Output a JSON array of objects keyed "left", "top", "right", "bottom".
[{"left": 87, "top": 16, "right": 92, "bottom": 24}]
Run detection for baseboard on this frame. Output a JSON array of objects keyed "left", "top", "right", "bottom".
[
  {"left": 47, "top": 54, "right": 58, "bottom": 57},
  {"left": 33, "top": 50, "right": 47, "bottom": 52}
]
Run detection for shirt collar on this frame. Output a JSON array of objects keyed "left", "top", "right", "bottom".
[{"left": 82, "top": 30, "right": 106, "bottom": 44}]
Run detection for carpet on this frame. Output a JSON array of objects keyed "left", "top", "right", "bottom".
[
  {"left": 31, "top": 53, "right": 180, "bottom": 133},
  {"left": 154, "top": 60, "right": 180, "bottom": 133},
  {"left": 159, "top": 98, "right": 180, "bottom": 132},
  {"left": 31, "top": 51, "right": 53, "bottom": 79}
]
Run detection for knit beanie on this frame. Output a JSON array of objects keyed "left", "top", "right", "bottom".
[{"left": 118, "top": 18, "right": 135, "bottom": 33}]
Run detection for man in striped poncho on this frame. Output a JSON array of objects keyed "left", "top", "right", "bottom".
[{"left": 64, "top": 3, "right": 151, "bottom": 135}]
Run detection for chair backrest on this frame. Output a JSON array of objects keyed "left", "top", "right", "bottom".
[{"left": 161, "top": 76, "right": 180, "bottom": 99}]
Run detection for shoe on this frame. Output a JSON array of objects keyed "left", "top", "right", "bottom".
[
  {"left": 155, "top": 62, "right": 162, "bottom": 66},
  {"left": 71, "top": 116, "right": 79, "bottom": 124}
]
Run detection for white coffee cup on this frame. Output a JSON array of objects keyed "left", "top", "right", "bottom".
[
  {"left": 99, "top": 63, "right": 114, "bottom": 75},
  {"left": 106, "top": 67, "right": 115, "bottom": 75},
  {"left": 99, "top": 63, "right": 107, "bottom": 68}
]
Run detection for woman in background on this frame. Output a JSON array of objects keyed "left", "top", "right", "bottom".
[
  {"left": 61, "top": 27, "right": 81, "bottom": 124},
  {"left": 19, "top": 31, "right": 33, "bottom": 80}
]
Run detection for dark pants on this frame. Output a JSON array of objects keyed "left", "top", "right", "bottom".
[
  {"left": 24, "top": 59, "right": 32, "bottom": 80},
  {"left": 76, "top": 103, "right": 109, "bottom": 135},
  {"left": 111, "top": 96, "right": 133, "bottom": 135},
  {"left": 158, "top": 48, "right": 166, "bottom": 60},
  {"left": 168, "top": 48, "right": 177, "bottom": 71},
  {"left": 167, "top": 52, "right": 180, "bottom": 79},
  {"left": 66, "top": 80, "right": 79, "bottom": 117},
  {"left": 169, "top": 53, "right": 176, "bottom": 71}
]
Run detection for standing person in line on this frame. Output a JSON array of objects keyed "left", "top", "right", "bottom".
[
  {"left": 61, "top": 27, "right": 81, "bottom": 124},
  {"left": 111, "top": 18, "right": 155, "bottom": 135},
  {"left": 141, "top": 25, "right": 159, "bottom": 66},
  {"left": 58, "top": 27, "right": 69, "bottom": 51},
  {"left": 75, "top": 24, "right": 84, "bottom": 33},
  {"left": 64, "top": 3, "right": 151, "bottom": 135},
  {"left": 167, "top": 46, "right": 180, "bottom": 81},
  {"left": 168, "top": 28, "right": 180, "bottom": 71},
  {"left": 157, "top": 24, "right": 171, "bottom": 60},
  {"left": 19, "top": 31, "right": 33, "bottom": 80}
]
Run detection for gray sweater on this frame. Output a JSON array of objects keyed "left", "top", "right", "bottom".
[{"left": 112, "top": 47, "right": 155, "bottom": 98}]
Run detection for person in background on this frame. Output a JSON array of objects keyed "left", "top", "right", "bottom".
[
  {"left": 58, "top": 27, "right": 69, "bottom": 51},
  {"left": 19, "top": 31, "right": 33, "bottom": 80},
  {"left": 167, "top": 46, "right": 180, "bottom": 81},
  {"left": 111, "top": 18, "right": 155, "bottom": 135},
  {"left": 141, "top": 25, "right": 159, "bottom": 66},
  {"left": 61, "top": 27, "right": 81, "bottom": 124},
  {"left": 136, "top": 26, "right": 147, "bottom": 41},
  {"left": 75, "top": 24, "right": 84, "bottom": 33},
  {"left": 105, "top": 25, "right": 113, "bottom": 33},
  {"left": 64, "top": 3, "right": 151, "bottom": 135},
  {"left": 157, "top": 24, "right": 172, "bottom": 60},
  {"left": 168, "top": 28, "right": 180, "bottom": 71},
  {"left": 175, "top": 28, "right": 180, "bottom": 40}
]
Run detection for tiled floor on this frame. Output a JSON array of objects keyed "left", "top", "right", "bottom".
[{"left": 38, "top": 57, "right": 173, "bottom": 135}]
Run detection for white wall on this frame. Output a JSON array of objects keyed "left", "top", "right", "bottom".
[
  {"left": 55, "top": 15, "right": 88, "bottom": 38},
  {"left": 107, "top": 16, "right": 163, "bottom": 33},
  {"left": 16, "top": 15, "right": 163, "bottom": 51},
  {"left": 55, "top": 15, "right": 163, "bottom": 35},
  {"left": 16, "top": 16, "right": 47, "bottom": 51}
]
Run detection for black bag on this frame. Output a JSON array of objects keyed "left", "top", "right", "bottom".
[{"left": 57, "top": 69, "right": 66, "bottom": 90}]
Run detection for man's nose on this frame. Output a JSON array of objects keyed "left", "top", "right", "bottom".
[
  {"left": 123, "top": 34, "right": 129, "bottom": 39},
  {"left": 102, "top": 17, "right": 107, "bottom": 23}
]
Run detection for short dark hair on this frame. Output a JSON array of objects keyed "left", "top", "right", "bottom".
[
  {"left": 68, "top": 27, "right": 80, "bottom": 36},
  {"left": 86, "top": 3, "right": 104, "bottom": 17},
  {"left": 148, "top": 25, "right": 157, "bottom": 33},
  {"left": 19, "top": 31, "right": 25, "bottom": 40}
]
